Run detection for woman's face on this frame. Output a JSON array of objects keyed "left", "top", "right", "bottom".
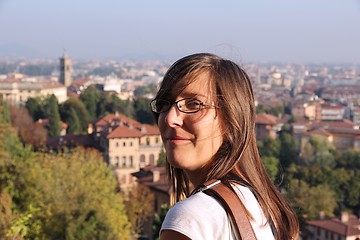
[{"left": 158, "top": 73, "right": 223, "bottom": 177}]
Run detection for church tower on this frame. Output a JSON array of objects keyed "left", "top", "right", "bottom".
[{"left": 59, "top": 50, "right": 72, "bottom": 87}]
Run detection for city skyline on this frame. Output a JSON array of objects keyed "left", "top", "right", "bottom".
[{"left": 0, "top": 0, "right": 360, "bottom": 64}]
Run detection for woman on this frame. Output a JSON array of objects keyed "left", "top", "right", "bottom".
[{"left": 150, "top": 53, "right": 299, "bottom": 240}]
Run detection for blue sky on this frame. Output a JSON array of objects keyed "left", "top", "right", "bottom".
[{"left": 0, "top": 0, "right": 359, "bottom": 63}]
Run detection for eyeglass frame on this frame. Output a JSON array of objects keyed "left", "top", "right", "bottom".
[{"left": 150, "top": 98, "right": 218, "bottom": 114}]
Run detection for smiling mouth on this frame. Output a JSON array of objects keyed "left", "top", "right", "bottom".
[{"left": 167, "top": 136, "right": 192, "bottom": 144}]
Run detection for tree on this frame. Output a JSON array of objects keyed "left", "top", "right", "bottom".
[
  {"left": 67, "top": 108, "right": 82, "bottom": 134},
  {"left": 156, "top": 149, "right": 166, "bottom": 167},
  {"left": 25, "top": 97, "right": 46, "bottom": 121},
  {"left": 301, "top": 136, "right": 335, "bottom": 168},
  {"left": 59, "top": 97, "right": 89, "bottom": 133},
  {"left": 9, "top": 106, "right": 47, "bottom": 148},
  {"left": 152, "top": 204, "right": 170, "bottom": 240},
  {"left": 79, "top": 85, "right": 101, "bottom": 120},
  {"left": 124, "top": 185, "right": 154, "bottom": 237},
  {"left": 134, "top": 97, "right": 154, "bottom": 124},
  {"left": 258, "top": 137, "right": 280, "bottom": 158},
  {"left": 8, "top": 148, "right": 131, "bottom": 239},
  {"left": 45, "top": 95, "right": 61, "bottom": 137},
  {"left": 286, "top": 179, "right": 337, "bottom": 220},
  {"left": 262, "top": 156, "right": 279, "bottom": 182},
  {"left": 336, "top": 149, "right": 360, "bottom": 169},
  {"left": 279, "top": 132, "right": 298, "bottom": 168}
]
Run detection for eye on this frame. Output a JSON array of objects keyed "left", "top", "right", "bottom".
[{"left": 184, "top": 99, "right": 202, "bottom": 110}]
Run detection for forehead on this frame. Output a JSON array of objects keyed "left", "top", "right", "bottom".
[{"left": 170, "top": 72, "right": 214, "bottom": 99}]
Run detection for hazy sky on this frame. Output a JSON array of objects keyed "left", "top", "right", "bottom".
[{"left": 0, "top": 0, "right": 360, "bottom": 63}]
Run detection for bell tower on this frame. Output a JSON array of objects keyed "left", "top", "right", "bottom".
[{"left": 59, "top": 50, "right": 72, "bottom": 87}]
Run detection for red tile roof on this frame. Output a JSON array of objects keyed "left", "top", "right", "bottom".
[
  {"left": 308, "top": 215, "right": 360, "bottom": 237},
  {"left": 107, "top": 126, "right": 143, "bottom": 138},
  {"left": 255, "top": 113, "right": 277, "bottom": 125},
  {"left": 140, "top": 124, "right": 160, "bottom": 135}
]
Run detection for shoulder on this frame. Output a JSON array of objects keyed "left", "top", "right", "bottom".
[
  {"left": 232, "top": 184, "right": 275, "bottom": 239},
  {"left": 160, "top": 192, "right": 231, "bottom": 240}
]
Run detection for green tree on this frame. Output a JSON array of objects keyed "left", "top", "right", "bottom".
[
  {"left": 287, "top": 179, "right": 337, "bottom": 220},
  {"left": 336, "top": 149, "right": 360, "bottom": 169},
  {"left": 59, "top": 97, "right": 89, "bottom": 133},
  {"left": 25, "top": 97, "right": 46, "bottom": 121},
  {"left": 152, "top": 204, "right": 170, "bottom": 240},
  {"left": 258, "top": 137, "right": 280, "bottom": 158},
  {"left": 262, "top": 156, "right": 279, "bottom": 182},
  {"left": 10, "top": 148, "right": 131, "bottom": 239},
  {"left": 156, "top": 149, "right": 166, "bottom": 167},
  {"left": 45, "top": 95, "right": 61, "bottom": 137},
  {"left": 279, "top": 132, "right": 298, "bottom": 168},
  {"left": 67, "top": 108, "right": 82, "bottom": 134},
  {"left": 124, "top": 185, "right": 154, "bottom": 237},
  {"left": 301, "top": 136, "right": 335, "bottom": 168},
  {"left": 134, "top": 97, "right": 154, "bottom": 124},
  {"left": 79, "top": 85, "right": 101, "bottom": 120}
]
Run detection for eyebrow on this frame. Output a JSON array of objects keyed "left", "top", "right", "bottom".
[{"left": 179, "top": 92, "right": 208, "bottom": 99}]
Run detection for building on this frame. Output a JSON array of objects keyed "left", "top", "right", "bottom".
[
  {"left": 0, "top": 79, "right": 67, "bottom": 106},
  {"left": 132, "top": 166, "right": 171, "bottom": 239},
  {"left": 90, "top": 112, "right": 163, "bottom": 192},
  {"left": 305, "top": 212, "right": 360, "bottom": 240},
  {"left": 59, "top": 50, "right": 72, "bottom": 87},
  {"left": 255, "top": 113, "right": 280, "bottom": 141},
  {"left": 292, "top": 120, "right": 360, "bottom": 153},
  {"left": 352, "top": 108, "right": 360, "bottom": 127},
  {"left": 320, "top": 103, "right": 346, "bottom": 121}
]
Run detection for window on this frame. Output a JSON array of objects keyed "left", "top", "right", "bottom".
[
  {"left": 115, "top": 156, "right": 119, "bottom": 166},
  {"left": 122, "top": 156, "right": 126, "bottom": 167},
  {"left": 123, "top": 142, "right": 126, "bottom": 147},
  {"left": 150, "top": 154, "right": 155, "bottom": 166},
  {"left": 116, "top": 142, "right": 119, "bottom": 147},
  {"left": 156, "top": 137, "right": 159, "bottom": 144},
  {"left": 140, "top": 155, "right": 145, "bottom": 163},
  {"left": 129, "top": 156, "right": 134, "bottom": 167},
  {"left": 146, "top": 137, "right": 150, "bottom": 145},
  {"left": 130, "top": 141, "right": 133, "bottom": 147}
]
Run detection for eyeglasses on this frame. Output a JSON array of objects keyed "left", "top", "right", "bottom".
[{"left": 150, "top": 98, "right": 217, "bottom": 114}]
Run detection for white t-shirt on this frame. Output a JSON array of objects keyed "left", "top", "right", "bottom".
[{"left": 160, "top": 184, "right": 275, "bottom": 240}]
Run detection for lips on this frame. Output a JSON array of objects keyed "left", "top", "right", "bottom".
[{"left": 166, "top": 135, "right": 192, "bottom": 144}]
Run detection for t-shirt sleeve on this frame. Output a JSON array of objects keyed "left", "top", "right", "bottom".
[{"left": 160, "top": 193, "right": 231, "bottom": 240}]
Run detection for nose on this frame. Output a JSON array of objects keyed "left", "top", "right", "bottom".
[{"left": 164, "top": 104, "right": 183, "bottom": 127}]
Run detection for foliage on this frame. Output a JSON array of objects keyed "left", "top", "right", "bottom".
[
  {"left": 152, "top": 204, "right": 170, "bottom": 240},
  {"left": 124, "top": 185, "right": 154, "bottom": 237},
  {"left": 278, "top": 132, "right": 298, "bottom": 168},
  {"left": 25, "top": 97, "right": 46, "bottom": 121},
  {"left": 9, "top": 106, "right": 47, "bottom": 148},
  {"left": 59, "top": 97, "right": 89, "bottom": 133},
  {"left": 262, "top": 156, "right": 279, "bottom": 182},
  {"left": 134, "top": 83, "right": 158, "bottom": 97},
  {"left": 134, "top": 97, "right": 154, "bottom": 125},
  {"left": 45, "top": 94, "right": 61, "bottom": 137},
  {"left": 156, "top": 149, "right": 166, "bottom": 167},
  {"left": 0, "top": 109, "right": 131, "bottom": 239},
  {"left": 79, "top": 85, "right": 101, "bottom": 120},
  {"left": 256, "top": 104, "right": 285, "bottom": 116},
  {"left": 258, "top": 137, "right": 281, "bottom": 158},
  {"left": 287, "top": 179, "right": 337, "bottom": 220},
  {"left": 4, "top": 148, "right": 131, "bottom": 239},
  {"left": 301, "top": 136, "right": 335, "bottom": 168}
]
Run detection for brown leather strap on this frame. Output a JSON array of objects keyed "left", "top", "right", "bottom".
[{"left": 203, "top": 180, "right": 257, "bottom": 240}]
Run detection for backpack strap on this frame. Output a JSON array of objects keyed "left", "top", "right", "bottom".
[{"left": 202, "top": 180, "right": 257, "bottom": 240}]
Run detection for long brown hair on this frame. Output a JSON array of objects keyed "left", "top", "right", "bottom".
[{"left": 153, "top": 53, "right": 299, "bottom": 239}]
